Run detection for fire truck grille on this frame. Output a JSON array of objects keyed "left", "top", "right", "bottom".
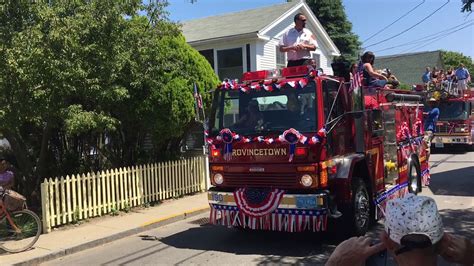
[
  {"left": 224, "top": 173, "right": 298, "bottom": 188},
  {"left": 436, "top": 124, "right": 450, "bottom": 133}
]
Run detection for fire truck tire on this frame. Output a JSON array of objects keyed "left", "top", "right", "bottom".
[
  {"left": 337, "top": 178, "right": 371, "bottom": 237},
  {"left": 407, "top": 155, "right": 422, "bottom": 194}
]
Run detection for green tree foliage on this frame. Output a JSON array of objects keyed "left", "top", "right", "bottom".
[
  {"left": 462, "top": 0, "right": 473, "bottom": 12},
  {"left": 0, "top": 1, "right": 219, "bottom": 199},
  {"left": 306, "top": 0, "right": 361, "bottom": 62},
  {"left": 441, "top": 50, "right": 474, "bottom": 77}
]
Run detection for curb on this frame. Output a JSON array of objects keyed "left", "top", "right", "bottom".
[{"left": 13, "top": 206, "right": 210, "bottom": 266}]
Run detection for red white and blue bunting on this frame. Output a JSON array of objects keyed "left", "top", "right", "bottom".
[
  {"left": 209, "top": 204, "right": 328, "bottom": 232},
  {"left": 219, "top": 73, "right": 316, "bottom": 93},
  {"left": 206, "top": 128, "right": 327, "bottom": 162},
  {"left": 374, "top": 182, "right": 409, "bottom": 220},
  {"left": 234, "top": 188, "right": 285, "bottom": 217}
]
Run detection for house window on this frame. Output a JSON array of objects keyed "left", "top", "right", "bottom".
[
  {"left": 217, "top": 48, "right": 243, "bottom": 80},
  {"left": 312, "top": 53, "right": 320, "bottom": 68},
  {"left": 276, "top": 46, "right": 286, "bottom": 69},
  {"left": 199, "top": 49, "right": 214, "bottom": 69}
]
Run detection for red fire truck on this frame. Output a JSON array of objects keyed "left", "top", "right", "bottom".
[
  {"left": 205, "top": 66, "right": 430, "bottom": 235},
  {"left": 427, "top": 91, "right": 474, "bottom": 150}
]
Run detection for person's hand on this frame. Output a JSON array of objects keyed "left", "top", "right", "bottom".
[
  {"left": 295, "top": 44, "right": 306, "bottom": 50},
  {"left": 438, "top": 233, "right": 473, "bottom": 265},
  {"left": 326, "top": 236, "right": 386, "bottom": 266}
]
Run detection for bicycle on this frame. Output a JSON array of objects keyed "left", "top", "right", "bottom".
[{"left": 0, "top": 187, "right": 41, "bottom": 253}]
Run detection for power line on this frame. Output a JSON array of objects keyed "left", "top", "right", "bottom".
[
  {"left": 363, "top": 0, "right": 425, "bottom": 43},
  {"left": 404, "top": 22, "right": 474, "bottom": 53},
  {"left": 377, "top": 22, "right": 474, "bottom": 66},
  {"left": 374, "top": 19, "right": 474, "bottom": 53},
  {"left": 364, "top": 0, "right": 450, "bottom": 49}
]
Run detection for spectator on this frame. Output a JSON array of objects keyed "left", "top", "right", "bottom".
[
  {"left": 455, "top": 63, "right": 471, "bottom": 95},
  {"left": 437, "top": 69, "right": 445, "bottom": 83},
  {"left": 445, "top": 67, "right": 455, "bottom": 82},
  {"left": 326, "top": 194, "right": 474, "bottom": 266},
  {"left": 431, "top": 66, "right": 439, "bottom": 83},
  {"left": 422, "top": 67, "right": 431, "bottom": 84},
  {"left": 317, "top": 67, "right": 324, "bottom": 76},
  {"left": 360, "top": 51, "right": 389, "bottom": 87},
  {"left": 279, "top": 13, "right": 317, "bottom": 67},
  {"left": 423, "top": 98, "right": 439, "bottom": 158},
  {"left": 0, "top": 156, "right": 14, "bottom": 189}
]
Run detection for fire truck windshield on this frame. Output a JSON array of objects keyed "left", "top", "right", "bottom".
[
  {"left": 435, "top": 101, "right": 469, "bottom": 121},
  {"left": 209, "top": 81, "right": 317, "bottom": 136}
]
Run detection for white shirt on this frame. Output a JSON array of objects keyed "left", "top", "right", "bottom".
[{"left": 279, "top": 27, "right": 317, "bottom": 61}]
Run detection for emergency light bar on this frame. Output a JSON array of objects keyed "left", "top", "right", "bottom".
[
  {"left": 241, "top": 66, "right": 312, "bottom": 82},
  {"left": 281, "top": 65, "right": 310, "bottom": 78},
  {"left": 241, "top": 69, "right": 280, "bottom": 82}
]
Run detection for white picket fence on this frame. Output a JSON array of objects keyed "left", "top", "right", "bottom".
[{"left": 40, "top": 156, "right": 208, "bottom": 233}]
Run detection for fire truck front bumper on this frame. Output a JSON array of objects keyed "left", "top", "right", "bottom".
[
  {"left": 207, "top": 188, "right": 330, "bottom": 232},
  {"left": 433, "top": 135, "right": 472, "bottom": 147}
]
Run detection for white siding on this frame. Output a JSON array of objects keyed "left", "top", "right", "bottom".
[{"left": 259, "top": 39, "right": 279, "bottom": 70}]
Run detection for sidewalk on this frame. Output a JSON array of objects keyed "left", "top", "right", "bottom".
[{"left": 1, "top": 193, "right": 209, "bottom": 266}]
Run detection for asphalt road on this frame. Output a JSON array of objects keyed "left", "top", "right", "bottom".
[{"left": 43, "top": 150, "right": 474, "bottom": 265}]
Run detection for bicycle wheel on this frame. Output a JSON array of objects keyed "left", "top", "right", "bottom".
[{"left": 0, "top": 209, "right": 41, "bottom": 253}]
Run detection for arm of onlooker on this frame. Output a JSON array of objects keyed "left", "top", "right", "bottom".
[
  {"left": 438, "top": 233, "right": 474, "bottom": 265},
  {"left": 279, "top": 33, "right": 296, "bottom": 52},
  {"left": 364, "top": 63, "right": 387, "bottom": 80},
  {"left": 326, "top": 236, "right": 385, "bottom": 266}
]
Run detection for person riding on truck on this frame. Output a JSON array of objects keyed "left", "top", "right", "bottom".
[{"left": 423, "top": 98, "right": 440, "bottom": 158}]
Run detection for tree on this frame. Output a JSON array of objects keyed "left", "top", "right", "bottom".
[
  {"left": 306, "top": 0, "right": 361, "bottom": 62},
  {"left": 462, "top": 0, "right": 473, "bottom": 12},
  {"left": 0, "top": 1, "right": 219, "bottom": 202},
  {"left": 441, "top": 50, "right": 474, "bottom": 77}
]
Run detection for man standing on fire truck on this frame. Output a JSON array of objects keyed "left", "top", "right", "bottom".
[{"left": 279, "top": 13, "right": 317, "bottom": 67}]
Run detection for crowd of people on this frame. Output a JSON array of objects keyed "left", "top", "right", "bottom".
[{"left": 422, "top": 64, "right": 471, "bottom": 96}]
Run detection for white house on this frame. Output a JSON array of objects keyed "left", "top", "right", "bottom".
[{"left": 181, "top": 0, "right": 341, "bottom": 80}]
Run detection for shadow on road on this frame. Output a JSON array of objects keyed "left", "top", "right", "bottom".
[
  {"left": 158, "top": 218, "right": 386, "bottom": 264},
  {"left": 439, "top": 208, "right": 474, "bottom": 240},
  {"left": 429, "top": 166, "right": 474, "bottom": 196},
  {"left": 431, "top": 146, "right": 469, "bottom": 155}
]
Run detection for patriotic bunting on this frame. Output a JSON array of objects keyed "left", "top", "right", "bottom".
[{"left": 209, "top": 204, "right": 329, "bottom": 232}]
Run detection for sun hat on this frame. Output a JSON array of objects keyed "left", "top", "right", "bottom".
[{"left": 384, "top": 194, "right": 444, "bottom": 247}]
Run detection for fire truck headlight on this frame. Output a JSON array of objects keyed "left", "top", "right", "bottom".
[
  {"left": 300, "top": 174, "right": 313, "bottom": 187},
  {"left": 454, "top": 125, "right": 467, "bottom": 133},
  {"left": 213, "top": 173, "right": 224, "bottom": 185}
]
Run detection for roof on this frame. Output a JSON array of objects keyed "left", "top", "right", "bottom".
[
  {"left": 376, "top": 51, "right": 444, "bottom": 86},
  {"left": 182, "top": 2, "right": 296, "bottom": 43},
  {"left": 181, "top": 1, "right": 340, "bottom": 55}
]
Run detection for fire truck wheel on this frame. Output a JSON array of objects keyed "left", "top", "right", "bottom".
[
  {"left": 352, "top": 179, "right": 371, "bottom": 236},
  {"left": 335, "top": 178, "right": 371, "bottom": 237},
  {"left": 408, "top": 155, "right": 422, "bottom": 194}
]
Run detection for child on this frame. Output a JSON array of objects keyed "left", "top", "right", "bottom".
[{"left": 0, "top": 157, "right": 14, "bottom": 189}]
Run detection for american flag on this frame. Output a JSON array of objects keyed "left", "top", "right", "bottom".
[
  {"left": 193, "top": 83, "right": 203, "bottom": 109},
  {"left": 349, "top": 70, "right": 363, "bottom": 93}
]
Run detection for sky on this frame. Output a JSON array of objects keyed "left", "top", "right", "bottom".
[{"left": 163, "top": 0, "right": 474, "bottom": 59}]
